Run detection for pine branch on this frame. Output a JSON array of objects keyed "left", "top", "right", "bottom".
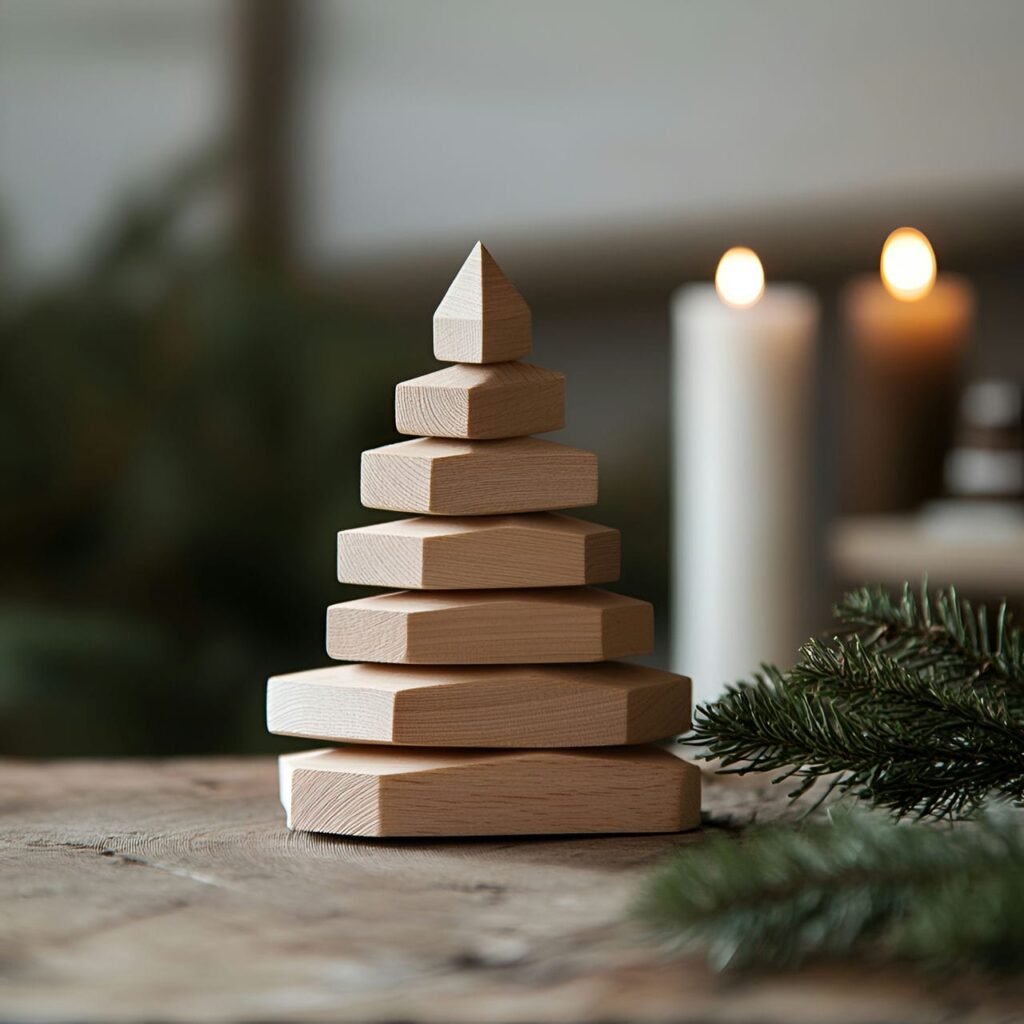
[
  {"left": 688, "top": 584, "right": 1024, "bottom": 819},
  {"left": 637, "top": 810, "right": 1024, "bottom": 974},
  {"left": 835, "top": 583, "right": 1024, "bottom": 687}
]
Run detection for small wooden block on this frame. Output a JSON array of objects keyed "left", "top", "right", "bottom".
[
  {"left": 338, "top": 513, "right": 619, "bottom": 589},
  {"left": 395, "top": 362, "right": 565, "bottom": 440},
  {"left": 433, "top": 242, "right": 532, "bottom": 364},
  {"left": 279, "top": 745, "right": 701, "bottom": 836},
  {"left": 326, "top": 587, "right": 653, "bottom": 664},
  {"left": 267, "top": 662, "right": 690, "bottom": 747},
  {"left": 361, "top": 437, "right": 598, "bottom": 515}
]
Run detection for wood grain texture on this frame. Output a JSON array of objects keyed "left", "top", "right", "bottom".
[
  {"left": 361, "top": 437, "right": 598, "bottom": 515},
  {"left": 337, "top": 512, "right": 620, "bottom": 589},
  {"left": 280, "top": 745, "right": 700, "bottom": 837},
  {"left": 433, "top": 242, "right": 531, "bottom": 364},
  {"left": 395, "top": 361, "right": 565, "bottom": 439},
  {"left": 267, "top": 662, "right": 690, "bottom": 747},
  {"left": 8, "top": 757, "right": 1017, "bottom": 1023},
  {"left": 326, "top": 587, "right": 653, "bottom": 664}
]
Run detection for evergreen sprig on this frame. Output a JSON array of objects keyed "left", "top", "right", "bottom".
[
  {"left": 834, "top": 584, "right": 1024, "bottom": 685},
  {"left": 637, "top": 809, "right": 1024, "bottom": 974},
  {"left": 688, "top": 584, "right": 1024, "bottom": 820}
]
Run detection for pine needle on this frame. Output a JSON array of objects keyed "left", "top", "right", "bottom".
[
  {"left": 636, "top": 809, "right": 1024, "bottom": 973},
  {"left": 687, "top": 584, "right": 1024, "bottom": 820}
]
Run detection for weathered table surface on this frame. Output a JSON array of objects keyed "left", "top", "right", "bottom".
[{"left": 3, "top": 756, "right": 1022, "bottom": 1023}]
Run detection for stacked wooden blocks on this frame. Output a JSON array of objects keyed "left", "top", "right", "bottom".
[{"left": 268, "top": 242, "right": 701, "bottom": 837}]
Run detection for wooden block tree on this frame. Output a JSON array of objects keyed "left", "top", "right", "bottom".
[{"left": 269, "top": 243, "right": 700, "bottom": 837}]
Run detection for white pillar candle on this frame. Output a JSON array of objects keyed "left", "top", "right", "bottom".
[{"left": 671, "top": 249, "right": 820, "bottom": 706}]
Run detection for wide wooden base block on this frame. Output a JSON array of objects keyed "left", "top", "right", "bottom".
[
  {"left": 338, "top": 513, "right": 620, "bottom": 589},
  {"left": 326, "top": 587, "right": 653, "bottom": 664},
  {"left": 267, "top": 662, "right": 690, "bottom": 747},
  {"left": 279, "top": 745, "right": 701, "bottom": 837},
  {"left": 360, "top": 437, "right": 598, "bottom": 515}
]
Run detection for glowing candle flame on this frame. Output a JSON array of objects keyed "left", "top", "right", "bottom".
[
  {"left": 715, "top": 247, "right": 765, "bottom": 308},
  {"left": 880, "top": 227, "right": 936, "bottom": 301}
]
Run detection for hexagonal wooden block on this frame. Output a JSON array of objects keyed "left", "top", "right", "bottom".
[
  {"left": 267, "top": 662, "right": 690, "bottom": 747},
  {"left": 360, "top": 437, "right": 597, "bottom": 515},
  {"left": 337, "top": 513, "right": 619, "bottom": 589},
  {"left": 279, "top": 745, "right": 701, "bottom": 836},
  {"left": 326, "top": 587, "right": 653, "bottom": 664},
  {"left": 395, "top": 362, "right": 565, "bottom": 440},
  {"left": 433, "top": 242, "right": 531, "bottom": 364}
]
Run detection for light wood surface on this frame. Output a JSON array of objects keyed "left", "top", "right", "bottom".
[
  {"left": 326, "top": 587, "right": 653, "bottom": 664},
  {"left": 830, "top": 512, "right": 1024, "bottom": 593},
  {"left": 280, "top": 745, "right": 700, "bottom": 837},
  {"left": 9, "top": 757, "right": 1019, "bottom": 1023},
  {"left": 267, "top": 662, "right": 690, "bottom": 747},
  {"left": 433, "top": 242, "right": 532, "bottom": 364},
  {"left": 337, "top": 512, "right": 620, "bottom": 589},
  {"left": 395, "top": 361, "right": 565, "bottom": 439},
  {"left": 361, "top": 437, "right": 598, "bottom": 515}
]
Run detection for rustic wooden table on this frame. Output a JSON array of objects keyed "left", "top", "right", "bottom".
[{"left": 3, "top": 757, "right": 1021, "bottom": 1023}]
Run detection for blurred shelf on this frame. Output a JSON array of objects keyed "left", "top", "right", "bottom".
[{"left": 830, "top": 509, "right": 1024, "bottom": 594}]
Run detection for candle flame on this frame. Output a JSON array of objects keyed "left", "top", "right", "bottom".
[
  {"left": 881, "top": 227, "right": 936, "bottom": 301},
  {"left": 715, "top": 247, "right": 765, "bottom": 308}
]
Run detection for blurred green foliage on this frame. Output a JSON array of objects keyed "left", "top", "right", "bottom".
[{"left": 0, "top": 158, "right": 433, "bottom": 756}]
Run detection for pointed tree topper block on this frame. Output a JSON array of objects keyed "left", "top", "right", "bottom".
[
  {"left": 433, "top": 243, "right": 532, "bottom": 364},
  {"left": 267, "top": 662, "right": 690, "bottom": 748},
  {"left": 361, "top": 437, "right": 597, "bottom": 515},
  {"left": 280, "top": 745, "right": 701, "bottom": 837},
  {"left": 338, "top": 513, "right": 619, "bottom": 590},
  {"left": 395, "top": 362, "right": 565, "bottom": 440},
  {"left": 326, "top": 587, "right": 653, "bottom": 664}
]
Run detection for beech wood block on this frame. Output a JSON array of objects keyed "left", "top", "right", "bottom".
[
  {"left": 267, "top": 662, "right": 690, "bottom": 747},
  {"left": 279, "top": 745, "right": 701, "bottom": 837},
  {"left": 361, "top": 437, "right": 598, "bottom": 515},
  {"left": 338, "top": 513, "right": 619, "bottom": 589},
  {"left": 433, "top": 242, "right": 531, "bottom": 364},
  {"left": 326, "top": 587, "right": 653, "bottom": 664},
  {"left": 395, "top": 362, "right": 565, "bottom": 440}
]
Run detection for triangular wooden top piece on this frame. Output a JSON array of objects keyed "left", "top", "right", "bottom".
[{"left": 433, "top": 242, "right": 532, "bottom": 364}]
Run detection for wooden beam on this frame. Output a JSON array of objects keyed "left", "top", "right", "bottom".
[{"left": 233, "top": 0, "right": 301, "bottom": 267}]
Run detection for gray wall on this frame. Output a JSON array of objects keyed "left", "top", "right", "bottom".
[{"left": 5, "top": 1, "right": 1024, "bottom": 286}]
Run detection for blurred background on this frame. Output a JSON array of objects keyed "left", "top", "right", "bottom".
[{"left": 3, "top": 0, "right": 1024, "bottom": 755}]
